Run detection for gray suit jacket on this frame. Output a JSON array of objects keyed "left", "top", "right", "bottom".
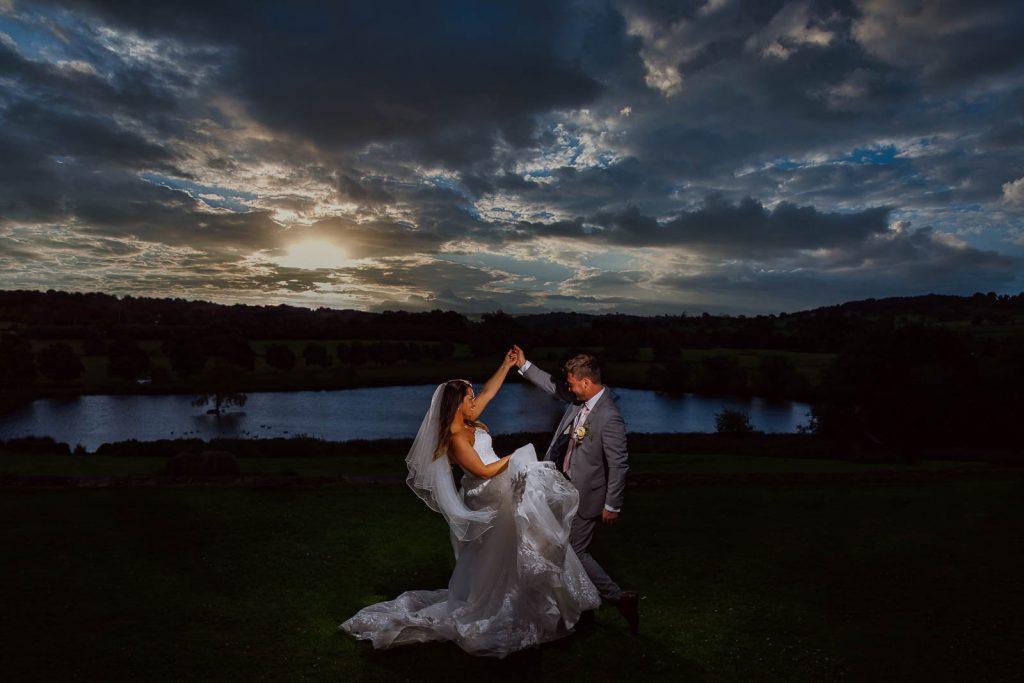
[{"left": 521, "top": 363, "right": 629, "bottom": 518}]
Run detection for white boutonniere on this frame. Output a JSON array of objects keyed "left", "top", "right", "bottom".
[{"left": 574, "top": 422, "right": 591, "bottom": 445}]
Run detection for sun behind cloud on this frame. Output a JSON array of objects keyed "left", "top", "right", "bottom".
[{"left": 276, "top": 239, "right": 350, "bottom": 270}]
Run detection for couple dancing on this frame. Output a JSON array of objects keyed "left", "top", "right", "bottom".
[{"left": 340, "top": 347, "right": 639, "bottom": 657}]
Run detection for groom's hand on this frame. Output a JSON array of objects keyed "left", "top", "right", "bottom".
[
  {"left": 512, "top": 344, "right": 526, "bottom": 369},
  {"left": 602, "top": 509, "right": 619, "bottom": 525}
]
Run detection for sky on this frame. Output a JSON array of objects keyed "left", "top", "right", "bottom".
[{"left": 1, "top": 0, "right": 1023, "bottom": 315}]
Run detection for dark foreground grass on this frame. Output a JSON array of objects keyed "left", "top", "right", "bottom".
[
  {"left": 0, "top": 451, "right": 998, "bottom": 479},
  {"left": 1, "top": 478, "right": 1022, "bottom": 681}
]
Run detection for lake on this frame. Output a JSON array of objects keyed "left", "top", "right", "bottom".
[{"left": 0, "top": 384, "right": 812, "bottom": 452}]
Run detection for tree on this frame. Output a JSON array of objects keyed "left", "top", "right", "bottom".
[
  {"left": 191, "top": 361, "right": 248, "bottom": 415},
  {"left": 36, "top": 343, "right": 84, "bottom": 382},
  {"left": 149, "top": 364, "right": 173, "bottom": 387},
  {"left": 606, "top": 331, "right": 640, "bottom": 362},
  {"left": 265, "top": 344, "right": 297, "bottom": 370},
  {"left": 338, "top": 341, "right": 369, "bottom": 365},
  {"left": 648, "top": 359, "right": 692, "bottom": 393},
  {"left": 107, "top": 339, "right": 149, "bottom": 379},
  {"left": 651, "top": 333, "right": 679, "bottom": 362},
  {"left": 404, "top": 343, "right": 424, "bottom": 363},
  {"left": 428, "top": 340, "right": 454, "bottom": 361},
  {"left": 752, "top": 354, "right": 809, "bottom": 398},
  {"left": 162, "top": 338, "right": 207, "bottom": 377},
  {"left": 470, "top": 310, "right": 522, "bottom": 357},
  {"left": 0, "top": 333, "right": 36, "bottom": 390},
  {"left": 819, "top": 325, "right": 982, "bottom": 448},
  {"left": 368, "top": 341, "right": 403, "bottom": 364},
  {"left": 302, "top": 342, "right": 331, "bottom": 367},
  {"left": 694, "top": 354, "right": 747, "bottom": 395},
  {"left": 82, "top": 332, "right": 106, "bottom": 356},
  {"left": 715, "top": 409, "right": 755, "bottom": 435},
  {"left": 201, "top": 333, "right": 255, "bottom": 370}
]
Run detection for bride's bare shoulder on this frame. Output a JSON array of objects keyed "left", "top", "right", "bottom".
[{"left": 451, "top": 423, "right": 476, "bottom": 448}]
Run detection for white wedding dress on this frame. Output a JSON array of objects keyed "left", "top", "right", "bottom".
[{"left": 340, "top": 428, "right": 601, "bottom": 657}]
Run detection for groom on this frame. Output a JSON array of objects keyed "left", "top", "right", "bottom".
[{"left": 511, "top": 346, "right": 639, "bottom": 634}]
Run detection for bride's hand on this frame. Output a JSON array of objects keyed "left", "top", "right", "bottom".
[{"left": 503, "top": 348, "right": 518, "bottom": 368}]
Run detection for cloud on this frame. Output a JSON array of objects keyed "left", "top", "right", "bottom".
[
  {"left": 511, "top": 197, "right": 892, "bottom": 255},
  {"left": 49, "top": 0, "right": 603, "bottom": 167},
  {"left": 745, "top": 1, "right": 835, "bottom": 60},
  {"left": 1, "top": 0, "right": 1022, "bottom": 314},
  {"left": 651, "top": 223, "right": 1020, "bottom": 312},
  {"left": 853, "top": 0, "right": 1024, "bottom": 84},
  {"left": 1002, "top": 177, "right": 1024, "bottom": 205}
]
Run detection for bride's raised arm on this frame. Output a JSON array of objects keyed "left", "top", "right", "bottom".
[{"left": 465, "top": 350, "right": 516, "bottom": 421}]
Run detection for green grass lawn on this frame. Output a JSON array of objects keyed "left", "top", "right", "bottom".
[
  {"left": 1, "top": 470, "right": 1021, "bottom": 681},
  {"left": 0, "top": 451, "right": 996, "bottom": 479}
]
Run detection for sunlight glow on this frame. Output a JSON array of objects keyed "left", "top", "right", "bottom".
[{"left": 277, "top": 240, "right": 350, "bottom": 270}]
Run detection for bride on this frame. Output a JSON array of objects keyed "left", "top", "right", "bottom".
[{"left": 339, "top": 350, "right": 601, "bottom": 657}]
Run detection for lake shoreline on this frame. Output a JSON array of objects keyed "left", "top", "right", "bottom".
[
  {"left": 3, "top": 378, "right": 812, "bottom": 402},
  {"left": 4, "top": 432, "right": 1022, "bottom": 465}
]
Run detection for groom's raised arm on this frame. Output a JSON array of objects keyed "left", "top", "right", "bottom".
[{"left": 519, "top": 358, "right": 576, "bottom": 404}]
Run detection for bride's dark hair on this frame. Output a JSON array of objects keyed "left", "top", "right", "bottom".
[{"left": 434, "top": 379, "right": 487, "bottom": 460}]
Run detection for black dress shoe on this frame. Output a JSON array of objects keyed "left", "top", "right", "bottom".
[{"left": 616, "top": 591, "right": 639, "bottom": 635}]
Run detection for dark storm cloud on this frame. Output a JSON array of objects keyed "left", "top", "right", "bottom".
[
  {"left": 811, "top": 223, "right": 1018, "bottom": 273},
  {"left": 335, "top": 173, "right": 395, "bottom": 208},
  {"left": 605, "top": 0, "right": 1024, "bottom": 209},
  {"left": 76, "top": 194, "right": 283, "bottom": 253},
  {"left": 0, "top": 147, "right": 282, "bottom": 254},
  {"left": 0, "top": 38, "right": 191, "bottom": 222},
  {"left": 0, "top": 23, "right": 204, "bottom": 142},
  {"left": 44, "top": 0, "right": 604, "bottom": 167},
  {"left": 853, "top": 0, "right": 1024, "bottom": 86},
  {"left": 0, "top": 12, "right": 235, "bottom": 250},
  {"left": 652, "top": 223, "right": 1020, "bottom": 312},
  {"left": 489, "top": 159, "right": 673, "bottom": 218},
  {"left": 515, "top": 197, "right": 892, "bottom": 255},
  {"left": 3, "top": 99, "right": 175, "bottom": 169}
]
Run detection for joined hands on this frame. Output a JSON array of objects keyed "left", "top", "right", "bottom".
[{"left": 505, "top": 344, "right": 526, "bottom": 370}]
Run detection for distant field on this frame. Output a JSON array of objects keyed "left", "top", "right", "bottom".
[
  {"left": 20, "top": 340, "right": 836, "bottom": 395},
  {"left": 504, "top": 346, "right": 835, "bottom": 386},
  {"left": 1, "top": 474, "right": 1020, "bottom": 681}
]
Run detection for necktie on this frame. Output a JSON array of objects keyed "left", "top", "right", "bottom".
[{"left": 563, "top": 404, "right": 590, "bottom": 475}]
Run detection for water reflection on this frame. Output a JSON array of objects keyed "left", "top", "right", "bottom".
[{"left": 0, "top": 384, "right": 812, "bottom": 452}]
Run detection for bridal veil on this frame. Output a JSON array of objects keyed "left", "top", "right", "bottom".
[{"left": 404, "top": 383, "right": 497, "bottom": 542}]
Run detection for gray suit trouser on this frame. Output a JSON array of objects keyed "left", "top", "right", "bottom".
[{"left": 570, "top": 512, "right": 622, "bottom": 603}]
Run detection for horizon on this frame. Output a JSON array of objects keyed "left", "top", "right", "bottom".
[
  {"left": 2, "top": 1, "right": 1023, "bottom": 315},
  {"left": 4, "top": 285, "right": 1021, "bottom": 321}
]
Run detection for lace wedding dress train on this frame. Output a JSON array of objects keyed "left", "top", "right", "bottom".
[{"left": 340, "top": 429, "right": 600, "bottom": 657}]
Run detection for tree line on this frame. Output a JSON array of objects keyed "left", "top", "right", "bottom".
[{"left": 3, "top": 288, "right": 1023, "bottom": 355}]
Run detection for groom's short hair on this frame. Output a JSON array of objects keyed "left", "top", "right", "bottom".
[{"left": 564, "top": 354, "right": 601, "bottom": 384}]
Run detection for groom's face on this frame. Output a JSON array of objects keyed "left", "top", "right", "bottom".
[{"left": 566, "top": 372, "right": 590, "bottom": 400}]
